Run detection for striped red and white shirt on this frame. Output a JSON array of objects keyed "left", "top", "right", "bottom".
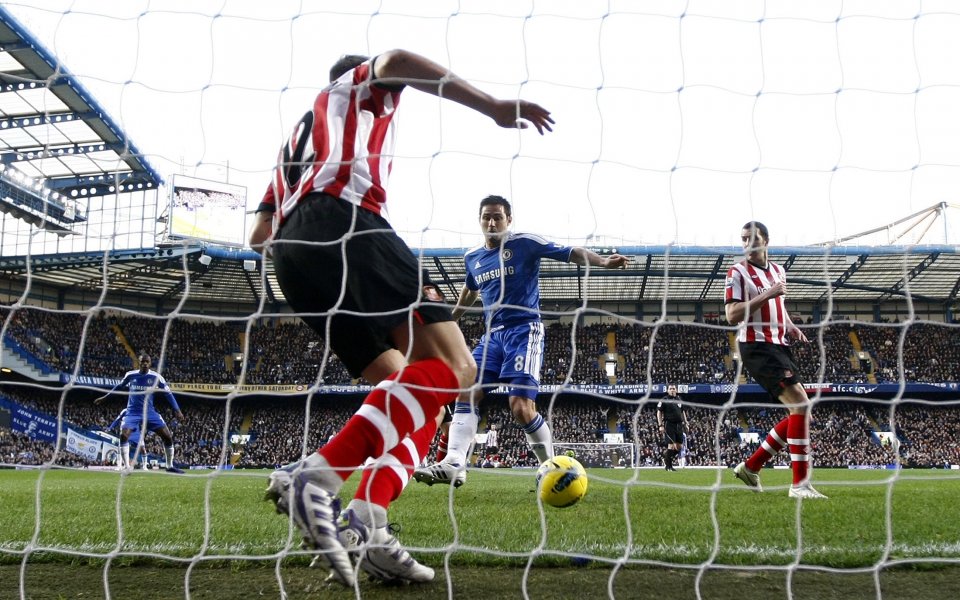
[
  {"left": 259, "top": 57, "right": 402, "bottom": 226},
  {"left": 725, "top": 260, "right": 790, "bottom": 345}
]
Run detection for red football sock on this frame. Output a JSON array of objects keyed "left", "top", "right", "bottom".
[
  {"left": 354, "top": 419, "right": 439, "bottom": 508},
  {"left": 318, "top": 357, "right": 458, "bottom": 479},
  {"left": 435, "top": 431, "right": 449, "bottom": 462},
  {"left": 745, "top": 417, "right": 789, "bottom": 473},
  {"left": 787, "top": 413, "right": 810, "bottom": 485}
]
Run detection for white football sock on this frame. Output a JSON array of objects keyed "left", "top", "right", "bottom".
[
  {"left": 444, "top": 402, "right": 479, "bottom": 466},
  {"left": 523, "top": 413, "right": 553, "bottom": 462}
]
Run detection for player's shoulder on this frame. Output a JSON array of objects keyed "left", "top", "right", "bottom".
[
  {"left": 726, "top": 260, "right": 748, "bottom": 274},
  {"left": 464, "top": 242, "right": 486, "bottom": 258},
  {"left": 511, "top": 232, "right": 553, "bottom": 246}
]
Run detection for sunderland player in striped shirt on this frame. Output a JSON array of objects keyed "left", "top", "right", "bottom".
[
  {"left": 413, "top": 195, "right": 628, "bottom": 488},
  {"left": 93, "top": 354, "right": 184, "bottom": 474},
  {"left": 248, "top": 51, "right": 553, "bottom": 586},
  {"left": 725, "top": 222, "right": 827, "bottom": 499}
]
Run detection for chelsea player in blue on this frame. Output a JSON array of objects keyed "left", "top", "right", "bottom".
[
  {"left": 95, "top": 354, "right": 185, "bottom": 473},
  {"left": 108, "top": 409, "right": 148, "bottom": 469},
  {"left": 415, "top": 195, "right": 628, "bottom": 487}
]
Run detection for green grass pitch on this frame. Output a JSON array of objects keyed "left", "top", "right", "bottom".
[{"left": 2, "top": 466, "right": 958, "bottom": 570}]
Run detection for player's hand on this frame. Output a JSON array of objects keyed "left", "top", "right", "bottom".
[
  {"left": 766, "top": 281, "right": 787, "bottom": 298},
  {"left": 93, "top": 396, "right": 104, "bottom": 405},
  {"left": 491, "top": 99, "right": 554, "bottom": 134},
  {"left": 604, "top": 254, "right": 629, "bottom": 269},
  {"left": 788, "top": 325, "right": 809, "bottom": 344},
  {"left": 175, "top": 411, "right": 185, "bottom": 421}
]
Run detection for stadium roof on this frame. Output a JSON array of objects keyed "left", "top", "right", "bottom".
[
  {"left": 0, "top": 6, "right": 162, "bottom": 234},
  {"left": 1, "top": 244, "right": 958, "bottom": 310}
]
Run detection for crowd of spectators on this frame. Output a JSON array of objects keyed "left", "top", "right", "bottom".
[
  {"left": 617, "top": 322, "right": 734, "bottom": 386},
  {"left": 245, "top": 321, "right": 353, "bottom": 386},
  {"left": 4, "top": 308, "right": 959, "bottom": 386},
  {"left": 857, "top": 322, "right": 960, "bottom": 383},
  {"left": 539, "top": 322, "right": 610, "bottom": 385},
  {"left": 3, "top": 308, "right": 960, "bottom": 471},
  {"left": 2, "top": 382, "right": 959, "bottom": 470}
]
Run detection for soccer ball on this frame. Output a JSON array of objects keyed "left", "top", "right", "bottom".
[{"left": 536, "top": 455, "right": 588, "bottom": 508}]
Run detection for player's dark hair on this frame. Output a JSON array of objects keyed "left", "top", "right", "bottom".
[
  {"left": 138, "top": 353, "right": 150, "bottom": 362},
  {"left": 742, "top": 221, "right": 769, "bottom": 243},
  {"left": 479, "top": 195, "right": 511, "bottom": 217},
  {"left": 329, "top": 54, "right": 369, "bottom": 82}
]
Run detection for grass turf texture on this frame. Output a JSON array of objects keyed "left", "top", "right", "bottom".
[{"left": 1, "top": 467, "right": 958, "bottom": 598}]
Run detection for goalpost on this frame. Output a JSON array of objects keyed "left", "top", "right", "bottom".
[{"left": 2, "top": 2, "right": 960, "bottom": 599}]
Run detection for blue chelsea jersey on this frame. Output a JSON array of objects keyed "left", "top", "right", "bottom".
[
  {"left": 117, "top": 370, "right": 180, "bottom": 414},
  {"left": 464, "top": 232, "right": 572, "bottom": 329}
]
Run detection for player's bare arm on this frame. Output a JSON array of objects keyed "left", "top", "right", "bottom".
[
  {"left": 568, "top": 248, "right": 629, "bottom": 269},
  {"left": 248, "top": 210, "right": 274, "bottom": 255},
  {"left": 784, "top": 311, "right": 809, "bottom": 343},
  {"left": 373, "top": 49, "right": 554, "bottom": 134},
  {"left": 725, "top": 281, "right": 786, "bottom": 325},
  {"left": 451, "top": 286, "right": 480, "bottom": 321}
]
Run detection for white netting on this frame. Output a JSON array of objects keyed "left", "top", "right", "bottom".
[
  {"left": 554, "top": 442, "right": 637, "bottom": 468},
  {"left": 1, "top": 2, "right": 959, "bottom": 599}
]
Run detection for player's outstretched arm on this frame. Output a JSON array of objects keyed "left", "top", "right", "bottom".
[
  {"left": 569, "top": 248, "right": 629, "bottom": 269},
  {"left": 373, "top": 49, "right": 554, "bottom": 134},
  {"left": 94, "top": 379, "right": 125, "bottom": 405},
  {"left": 451, "top": 286, "right": 480, "bottom": 321},
  {"left": 165, "top": 392, "right": 184, "bottom": 422}
]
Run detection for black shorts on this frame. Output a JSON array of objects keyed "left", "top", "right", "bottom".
[
  {"left": 664, "top": 421, "right": 684, "bottom": 445},
  {"left": 739, "top": 342, "right": 800, "bottom": 399},
  {"left": 272, "top": 193, "right": 453, "bottom": 377}
]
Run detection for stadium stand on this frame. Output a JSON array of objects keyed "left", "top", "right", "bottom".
[{"left": 2, "top": 312, "right": 958, "bottom": 470}]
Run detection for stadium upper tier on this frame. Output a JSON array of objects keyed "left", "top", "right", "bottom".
[
  {"left": 0, "top": 7, "right": 162, "bottom": 236},
  {"left": 2, "top": 244, "right": 959, "bottom": 311},
  {"left": 2, "top": 309, "right": 957, "bottom": 388}
]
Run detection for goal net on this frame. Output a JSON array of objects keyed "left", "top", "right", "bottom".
[
  {"left": 1, "top": 2, "right": 959, "bottom": 599},
  {"left": 554, "top": 442, "right": 637, "bottom": 469}
]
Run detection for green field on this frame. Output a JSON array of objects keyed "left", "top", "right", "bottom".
[{"left": 1, "top": 467, "right": 959, "bottom": 599}]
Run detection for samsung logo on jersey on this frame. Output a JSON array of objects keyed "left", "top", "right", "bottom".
[
  {"left": 475, "top": 266, "right": 515, "bottom": 285},
  {"left": 129, "top": 380, "right": 158, "bottom": 392}
]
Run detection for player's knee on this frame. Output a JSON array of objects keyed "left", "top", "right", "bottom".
[
  {"left": 508, "top": 396, "right": 536, "bottom": 422},
  {"left": 447, "top": 353, "right": 477, "bottom": 391}
]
